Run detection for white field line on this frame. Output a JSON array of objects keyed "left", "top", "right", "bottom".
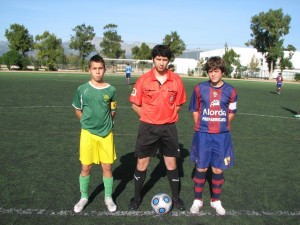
[
  {"left": 1, "top": 105, "right": 69, "bottom": 109},
  {"left": 238, "top": 112, "right": 297, "bottom": 120},
  {"left": 0, "top": 208, "right": 299, "bottom": 217}
]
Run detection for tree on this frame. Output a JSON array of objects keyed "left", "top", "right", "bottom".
[
  {"left": 131, "top": 43, "right": 152, "bottom": 60},
  {"left": 131, "top": 43, "right": 152, "bottom": 73},
  {"left": 163, "top": 31, "right": 186, "bottom": 61},
  {"left": 197, "top": 58, "right": 205, "bottom": 76},
  {"left": 66, "top": 54, "right": 81, "bottom": 70},
  {"left": 35, "top": 31, "right": 65, "bottom": 71},
  {"left": 5, "top": 23, "right": 34, "bottom": 57},
  {"left": 69, "top": 24, "right": 96, "bottom": 71},
  {"left": 5, "top": 23, "right": 34, "bottom": 70},
  {"left": 222, "top": 44, "right": 240, "bottom": 77},
  {"left": 246, "top": 9, "right": 291, "bottom": 79},
  {"left": 100, "top": 24, "right": 125, "bottom": 59},
  {"left": 28, "top": 55, "right": 41, "bottom": 71},
  {"left": 279, "top": 44, "right": 296, "bottom": 71},
  {"left": 1, "top": 50, "right": 23, "bottom": 70},
  {"left": 248, "top": 55, "right": 260, "bottom": 72}
]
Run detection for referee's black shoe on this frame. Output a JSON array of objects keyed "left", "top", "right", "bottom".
[
  {"left": 172, "top": 198, "right": 185, "bottom": 211},
  {"left": 129, "top": 197, "right": 142, "bottom": 210}
]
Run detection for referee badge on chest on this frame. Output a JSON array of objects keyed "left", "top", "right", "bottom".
[{"left": 169, "top": 95, "right": 175, "bottom": 102}]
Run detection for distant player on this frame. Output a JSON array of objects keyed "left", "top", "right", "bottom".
[
  {"left": 189, "top": 56, "right": 238, "bottom": 215},
  {"left": 125, "top": 63, "right": 132, "bottom": 84},
  {"left": 72, "top": 55, "right": 118, "bottom": 213},
  {"left": 276, "top": 72, "right": 283, "bottom": 94}
]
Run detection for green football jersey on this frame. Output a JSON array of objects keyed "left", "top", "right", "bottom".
[{"left": 72, "top": 82, "right": 117, "bottom": 137}]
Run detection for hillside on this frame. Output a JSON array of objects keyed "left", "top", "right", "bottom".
[{"left": 0, "top": 37, "right": 157, "bottom": 59}]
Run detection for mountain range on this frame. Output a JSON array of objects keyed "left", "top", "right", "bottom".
[{"left": 0, "top": 37, "right": 158, "bottom": 59}]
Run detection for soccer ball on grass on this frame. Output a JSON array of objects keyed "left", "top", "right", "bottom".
[{"left": 151, "top": 193, "right": 172, "bottom": 214}]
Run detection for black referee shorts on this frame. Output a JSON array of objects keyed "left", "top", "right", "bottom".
[{"left": 134, "top": 122, "right": 180, "bottom": 158}]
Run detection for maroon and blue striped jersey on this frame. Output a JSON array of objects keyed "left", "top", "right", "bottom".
[{"left": 189, "top": 81, "right": 237, "bottom": 133}]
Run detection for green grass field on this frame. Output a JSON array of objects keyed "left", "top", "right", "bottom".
[{"left": 0, "top": 71, "right": 299, "bottom": 225}]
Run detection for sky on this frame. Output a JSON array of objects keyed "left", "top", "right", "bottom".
[{"left": 1, "top": 0, "right": 300, "bottom": 51}]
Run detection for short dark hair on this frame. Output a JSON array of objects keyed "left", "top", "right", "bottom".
[
  {"left": 168, "top": 64, "right": 175, "bottom": 69},
  {"left": 151, "top": 45, "right": 172, "bottom": 60},
  {"left": 205, "top": 56, "right": 225, "bottom": 73},
  {"left": 89, "top": 55, "right": 105, "bottom": 68}
]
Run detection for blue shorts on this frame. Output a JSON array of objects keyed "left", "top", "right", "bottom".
[
  {"left": 276, "top": 83, "right": 282, "bottom": 88},
  {"left": 190, "top": 132, "right": 234, "bottom": 170},
  {"left": 126, "top": 73, "right": 131, "bottom": 78}
]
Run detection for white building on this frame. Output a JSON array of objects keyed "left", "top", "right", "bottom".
[
  {"left": 172, "top": 58, "right": 198, "bottom": 74},
  {"left": 198, "top": 47, "right": 300, "bottom": 80}
]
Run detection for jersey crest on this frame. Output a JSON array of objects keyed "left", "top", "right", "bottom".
[{"left": 131, "top": 88, "right": 137, "bottom": 96}]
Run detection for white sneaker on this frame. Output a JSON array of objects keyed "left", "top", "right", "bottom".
[
  {"left": 190, "top": 199, "right": 203, "bottom": 214},
  {"left": 105, "top": 197, "right": 117, "bottom": 212},
  {"left": 74, "top": 198, "right": 88, "bottom": 213},
  {"left": 210, "top": 200, "right": 226, "bottom": 215}
]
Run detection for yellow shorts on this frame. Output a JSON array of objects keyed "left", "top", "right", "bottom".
[{"left": 79, "top": 129, "right": 117, "bottom": 165}]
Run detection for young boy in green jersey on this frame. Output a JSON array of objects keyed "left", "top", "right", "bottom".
[{"left": 72, "top": 55, "right": 118, "bottom": 213}]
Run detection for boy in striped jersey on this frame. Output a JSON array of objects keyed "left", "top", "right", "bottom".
[{"left": 189, "top": 56, "right": 238, "bottom": 215}]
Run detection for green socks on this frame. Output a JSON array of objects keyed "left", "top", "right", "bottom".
[
  {"left": 79, "top": 175, "right": 90, "bottom": 199},
  {"left": 79, "top": 175, "right": 113, "bottom": 198},
  {"left": 103, "top": 176, "right": 114, "bottom": 198}
]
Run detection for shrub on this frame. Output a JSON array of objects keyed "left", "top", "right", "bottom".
[
  {"left": 1, "top": 50, "right": 22, "bottom": 70},
  {"left": 188, "top": 69, "right": 194, "bottom": 76},
  {"left": 294, "top": 73, "right": 300, "bottom": 81}
]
